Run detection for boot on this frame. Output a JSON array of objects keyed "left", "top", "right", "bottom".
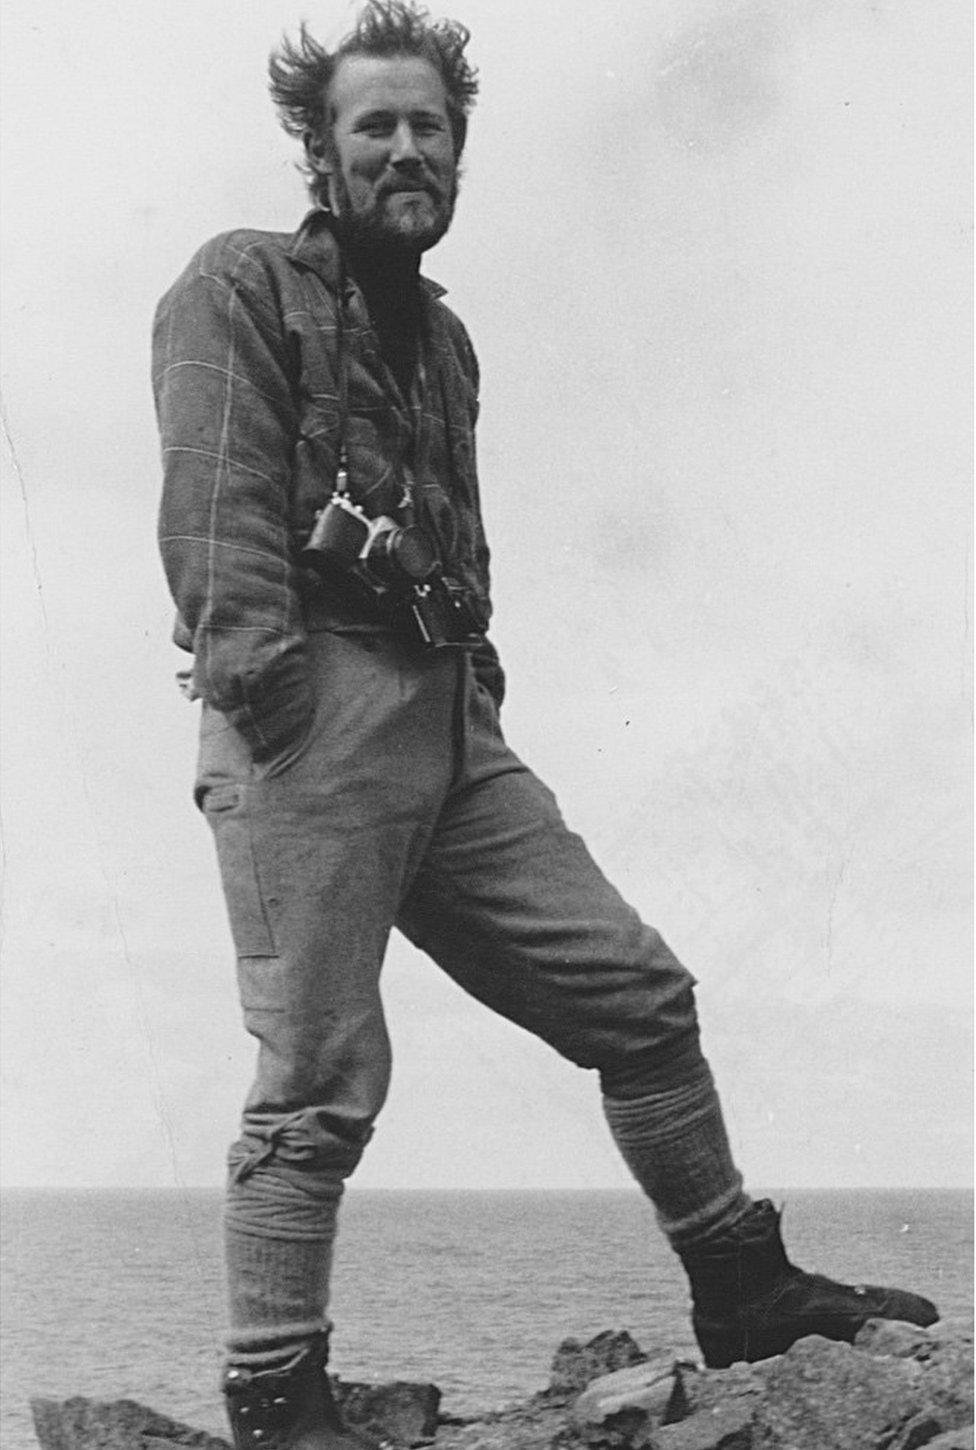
[
  {"left": 222, "top": 1333, "right": 392, "bottom": 1450},
  {"left": 678, "top": 1199, "right": 939, "bottom": 1368}
]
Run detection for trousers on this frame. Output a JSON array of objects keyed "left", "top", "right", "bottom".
[{"left": 196, "top": 620, "right": 701, "bottom": 1189}]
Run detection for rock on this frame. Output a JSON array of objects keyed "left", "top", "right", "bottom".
[
  {"left": 853, "top": 1317, "right": 975, "bottom": 1447},
  {"left": 435, "top": 1400, "right": 572, "bottom": 1449},
  {"left": 651, "top": 1399, "right": 754, "bottom": 1450},
  {"left": 28, "top": 1323, "right": 975, "bottom": 1450},
  {"left": 568, "top": 1357, "right": 686, "bottom": 1445},
  {"left": 752, "top": 1334, "right": 942, "bottom": 1449},
  {"left": 673, "top": 1362, "right": 768, "bottom": 1418},
  {"left": 549, "top": 1331, "right": 650, "bottom": 1397},
  {"left": 333, "top": 1378, "right": 441, "bottom": 1446},
  {"left": 922, "top": 1429, "right": 974, "bottom": 1450},
  {"left": 30, "top": 1396, "right": 230, "bottom": 1449},
  {"left": 909, "top": 1337, "right": 975, "bottom": 1443},
  {"left": 854, "top": 1318, "right": 945, "bottom": 1360},
  {"left": 650, "top": 1362, "right": 766, "bottom": 1450},
  {"left": 30, "top": 1381, "right": 440, "bottom": 1450}
]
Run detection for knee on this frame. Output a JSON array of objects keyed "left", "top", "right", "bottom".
[
  {"left": 597, "top": 1006, "right": 705, "bottom": 1100},
  {"left": 232, "top": 1096, "right": 383, "bottom": 1185},
  {"left": 244, "top": 1013, "right": 393, "bottom": 1162},
  {"left": 534, "top": 945, "right": 702, "bottom": 1089}
]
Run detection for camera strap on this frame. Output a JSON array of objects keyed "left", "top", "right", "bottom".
[
  {"left": 335, "top": 255, "right": 424, "bottom": 530},
  {"left": 335, "top": 261, "right": 351, "bottom": 494}
]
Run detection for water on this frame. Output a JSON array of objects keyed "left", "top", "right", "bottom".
[{"left": 1, "top": 1188, "right": 971, "bottom": 1449}]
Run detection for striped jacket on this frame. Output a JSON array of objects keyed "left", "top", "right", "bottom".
[{"left": 152, "top": 209, "right": 502, "bottom": 760}]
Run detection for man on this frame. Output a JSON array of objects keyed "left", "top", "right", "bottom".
[{"left": 152, "top": 5, "right": 938, "bottom": 1447}]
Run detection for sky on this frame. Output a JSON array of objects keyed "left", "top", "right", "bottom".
[{"left": 0, "top": 0, "right": 971, "bottom": 1191}]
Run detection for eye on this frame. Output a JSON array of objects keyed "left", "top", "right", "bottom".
[{"left": 355, "top": 114, "right": 396, "bottom": 137}]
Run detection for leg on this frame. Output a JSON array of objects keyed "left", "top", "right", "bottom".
[
  {"left": 400, "top": 664, "right": 938, "bottom": 1362},
  {"left": 398, "top": 666, "right": 750, "bottom": 1245},
  {"left": 198, "top": 629, "right": 459, "bottom": 1443}
]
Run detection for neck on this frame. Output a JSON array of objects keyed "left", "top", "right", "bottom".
[
  {"left": 343, "top": 239, "right": 422, "bottom": 294},
  {"left": 334, "top": 229, "right": 424, "bottom": 399}
]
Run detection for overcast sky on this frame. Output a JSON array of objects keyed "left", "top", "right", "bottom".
[{"left": 1, "top": 0, "right": 971, "bottom": 1191}]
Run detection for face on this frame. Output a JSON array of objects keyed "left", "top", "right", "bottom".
[{"left": 309, "top": 54, "right": 458, "bottom": 254}]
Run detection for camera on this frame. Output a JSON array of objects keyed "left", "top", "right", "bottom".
[
  {"left": 407, "top": 576, "right": 488, "bottom": 649},
  {"left": 300, "top": 493, "right": 438, "bottom": 591},
  {"left": 300, "top": 493, "right": 487, "bottom": 649}
]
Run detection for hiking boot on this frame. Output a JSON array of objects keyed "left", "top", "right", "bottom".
[
  {"left": 222, "top": 1334, "right": 392, "bottom": 1450},
  {"left": 678, "top": 1198, "right": 939, "bottom": 1368}
]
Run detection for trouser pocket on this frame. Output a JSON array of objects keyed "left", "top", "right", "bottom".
[{"left": 202, "top": 782, "right": 278, "bottom": 957}]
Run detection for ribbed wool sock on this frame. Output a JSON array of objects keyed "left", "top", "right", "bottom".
[
  {"left": 603, "top": 1056, "right": 751, "bottom": 1250},
  {"left": 224, "top": 1163, "right": 344, "bottom": 1367}
]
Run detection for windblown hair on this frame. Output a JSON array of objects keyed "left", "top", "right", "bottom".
[{"left": 269, "top": 1, "right": 478, "bottom": 202}]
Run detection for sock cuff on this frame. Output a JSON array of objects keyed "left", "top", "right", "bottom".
[
  {"left": 661, "top": 1181, "right": 752, "bottom": 1250},
  {"left": 224, "top": 1212, "right": 337, "bottom": 1244},
  {"left": 602, "top": 1057, "right": 716, "bottom": 1127},
  {"left": 226, "top": 1323, "right": 333, "bottom": 1365}
]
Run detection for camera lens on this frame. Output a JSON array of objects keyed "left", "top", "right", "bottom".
[{"left": 389, "top": 525, "right": 439, "bottom": 581}]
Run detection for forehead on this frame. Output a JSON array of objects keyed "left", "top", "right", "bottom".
[{"left": 328, "top": 54, "right": 450, "bottom": 123}]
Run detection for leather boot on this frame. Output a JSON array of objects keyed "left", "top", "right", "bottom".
[
  {"left": 678, "top": 1198, "right": 939, "bottom": 1368},
  {"left": 222, "top": 1333, "right": 392, "bottom": 1450}
]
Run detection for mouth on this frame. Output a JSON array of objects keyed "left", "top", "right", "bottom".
[{"left": 384, "top": 182, "right": 438, "bottom": 200}]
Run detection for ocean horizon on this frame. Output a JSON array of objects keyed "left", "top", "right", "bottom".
[{"left": 2, "top": 1186, "right": 972, "bottom": 1450}]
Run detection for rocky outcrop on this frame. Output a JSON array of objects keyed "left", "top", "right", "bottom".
[
  {"left": 333, "top": 1379, "right": 442, "bottom": 1445},
  {"left": 29, "top": 1379, "right": 439, "bottom": 1450},
  {"left": 29, "top": 1396, "right": 230, "bottom": 1450},
  {"left": 30, "top": 1320, "right": 973, "bottom": 1450}
]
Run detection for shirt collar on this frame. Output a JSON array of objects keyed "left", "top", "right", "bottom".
[{"left": 286, "top": 208, "right": 448, "bottom": 300}]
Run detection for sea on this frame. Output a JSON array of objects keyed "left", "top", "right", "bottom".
[{"left": 1, "top": 1188, "right": 971, "bottom": 1450}]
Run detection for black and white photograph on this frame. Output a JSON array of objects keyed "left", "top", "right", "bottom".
[{"left": 1, "top": 2, "right": 972, "bottom": 1448}]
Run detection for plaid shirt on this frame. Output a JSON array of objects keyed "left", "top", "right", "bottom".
[{"left": 152, "top": 209, "right": 503, "bottom": 759}]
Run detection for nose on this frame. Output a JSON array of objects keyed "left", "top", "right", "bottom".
[{"left": 389, "top": 120, "right": 423, "bottom": 166}]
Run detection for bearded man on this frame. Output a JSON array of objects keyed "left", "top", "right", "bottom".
[{"left": 152, "top": 4, "right": 938, "bottom": 1447}]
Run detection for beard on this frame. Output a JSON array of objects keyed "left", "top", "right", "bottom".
[{"left": 327, "top": 170, "right": 459, "bottom": 255}]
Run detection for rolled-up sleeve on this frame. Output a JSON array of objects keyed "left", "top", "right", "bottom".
[{"left": 153, "top": 239, "right": 312, "bottom": 759}]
